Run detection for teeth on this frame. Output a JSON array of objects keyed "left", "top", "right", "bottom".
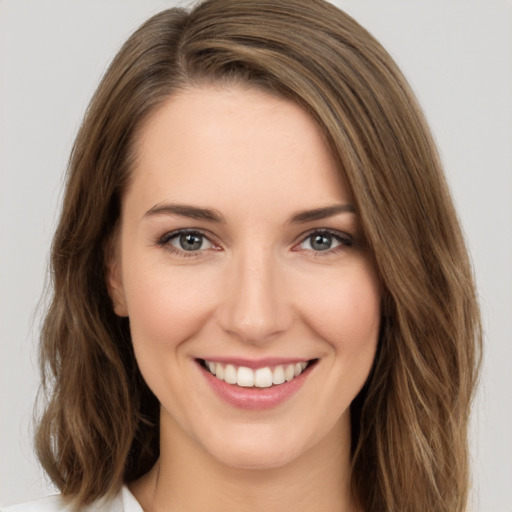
[
  {"left": 254, "top": 367, "right": 273, "bottom": 388},
  {"left": 204, "top": 360, "right": 310, "bottom": 388},
  {"left": 272, "top": 365, "right": 285, "bottom": 385},
  {"left": 224, "top": 364, "right": 237, "bottom": 384},
  {"left": 237, "top": 366, "right": 254, "bottom": 387},
  {"left": 284, "top": 364, "right": 295, "bottom": 382}
]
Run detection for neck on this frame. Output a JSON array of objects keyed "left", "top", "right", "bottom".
[{"left": 130, "top": 409, "right": 359, "bottom": 512}]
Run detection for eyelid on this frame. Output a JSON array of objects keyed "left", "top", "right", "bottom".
[
  {"left": 292, "top": 228, "right": 353, "bottom": 253},
  {"left": 155, "top": 227, "right": 354, "bottom": 257},
  {"left": 156, "top": 228, "right": 221, "bottom": 256}
]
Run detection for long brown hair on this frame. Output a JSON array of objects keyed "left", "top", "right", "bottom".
[{"left": 36, "top": 1, "right": 481, "bottom": 510}]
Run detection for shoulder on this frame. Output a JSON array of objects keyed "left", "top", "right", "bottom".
[
  {"left": 0, "top": 495, "right": 71, "bottom": 512},
  {"left": 0, "top": 486, "right": 139, "bottom": 512}
]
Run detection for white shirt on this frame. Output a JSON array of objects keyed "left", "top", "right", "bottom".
[{"left": 0, "top": 486, "right": 142, "bottom": 512}]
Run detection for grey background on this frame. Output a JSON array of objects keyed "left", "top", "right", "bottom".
[{"left": 1, "top": 1, "right": 511, "bottom": 510}]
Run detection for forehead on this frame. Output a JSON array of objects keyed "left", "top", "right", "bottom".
[{"left": 127, "top": 85, "right": 350, "bottom": 216}]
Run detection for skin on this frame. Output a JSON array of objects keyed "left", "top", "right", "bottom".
[{"left": 108, "top": 85, "right": 381, "bottom": 512}]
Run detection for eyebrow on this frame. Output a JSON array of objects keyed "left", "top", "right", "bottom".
[
  {"left": 288, "top": 204, "right": 356, "bottom": 224},
  {"left": 144, "top": 202, "right": 356, "bottom": 224},
  {"left": 144, "top": 203, "right": 225, "bottom": 223}
]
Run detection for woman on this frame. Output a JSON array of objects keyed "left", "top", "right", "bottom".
[{"left": 3, "top": 0, "right": 481, "bottom": 511}]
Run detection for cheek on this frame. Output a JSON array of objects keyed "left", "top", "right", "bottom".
[
  {"left": 299, "top": 261, "right": 381, "bottom": 354},
  {"left": 123, "top": 262, "right": 220, "bottom": 349}
]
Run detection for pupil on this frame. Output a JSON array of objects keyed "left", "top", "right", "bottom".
[
  {"left": 311, "top": 233, "right": 332, "bottom": 251},
  {"left": 180, "top": 233, "right": 202, "bottom": 251}
]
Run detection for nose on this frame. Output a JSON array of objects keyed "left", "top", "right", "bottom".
[{"left": 218, "top": 247, "right": 292, "bottom": 345}]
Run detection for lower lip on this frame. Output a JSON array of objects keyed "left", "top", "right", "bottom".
[{"left": 198, "top": 361, "right": 315, "bottom": 410}]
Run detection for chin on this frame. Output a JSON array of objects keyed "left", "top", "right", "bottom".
[
  {"left": 211, "top": 444, "right": 301, "bottom": 471},
  {"left": 198, "top": 422, "right": 317, "bottom": 471}
]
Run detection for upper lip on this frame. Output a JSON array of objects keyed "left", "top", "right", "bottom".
[{"left": 197, "top": 357, "right": 315, "bottom": 369}]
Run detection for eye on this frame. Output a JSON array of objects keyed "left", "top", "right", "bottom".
[
  {"left": 159, "top": 230, "right": 214, "bottom": 253},
  {"left": 298, "top": 230, "right": 352, "bottom": 252}
]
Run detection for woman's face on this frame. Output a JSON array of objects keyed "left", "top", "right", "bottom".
[{"left": 109, "top": 86, "right": 381, "bottom": 470}]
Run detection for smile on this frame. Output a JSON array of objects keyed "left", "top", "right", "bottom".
[
  {"left": 203, "top": 359, "right": 310, "bottom": 388},
  {"left": 196, "top": 358, "right": 318, "bottom": 410}
]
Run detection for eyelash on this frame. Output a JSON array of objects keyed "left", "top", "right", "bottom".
[
  {"left": 295, "top": 229, "right": 353, "bottom": 256},
  {"left": 156, "top": 229, "right": 218, "bottom": 258},
  {"left": 155, "top": 228, "right": 353, "bottom": 258}
]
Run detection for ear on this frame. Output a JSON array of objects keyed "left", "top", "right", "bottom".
[{"left": 105, "top": 238, "right": 128, "bottom": 318}]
